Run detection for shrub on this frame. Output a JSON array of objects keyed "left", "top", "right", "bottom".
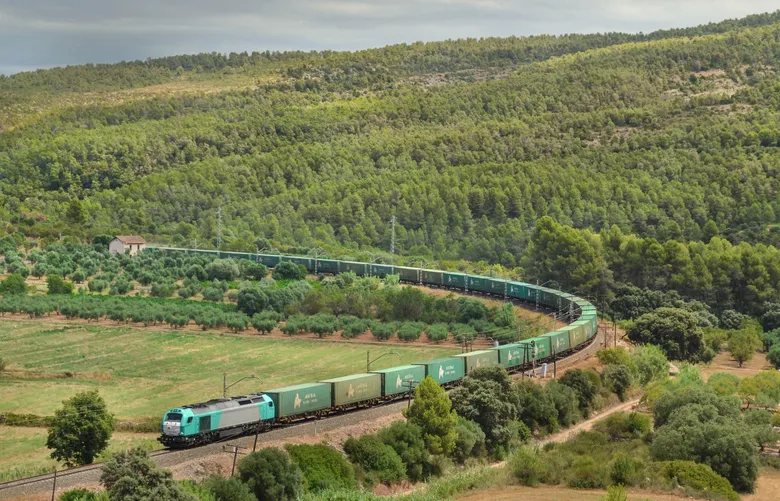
[
  {"left": 202, "top": 287, "right": 224, "bottom": 302},
  {"left": 47, "top": 275, "right": 75, "bottom": 295},
  {"left": 371, "top": 322, "right": 396, "bottom": 341},
  {"left": 343, "top": 434, "right": 406, "bottom": 486},
  {"left": 397, "top": 322, "right": 426, "bottom": 342},
  {"left": 593, "top": 412, "right": 651, "bottom": 441},
  {"left": 653, "top": 460, "right": 739, "bottom": 501},
  {"left": 452, "top": 417, "right": 487, "bottom": 463},
  {"left": 284, "top": 443, "right": 357, "bottom": 492},
  {"left": 238, "top": 448, "right": 302, "bottom": 501},
  {"left": 426, "top": 324, "right": 449, "bottom": 343},
  {"left": 378, "top": 420, "right": 438, "bottom": 482},
  {"left": 1, "top": 274, "right": 28, "bottom": 295},
  {"left": 237, "top": 287, "right": 268, "bottom": 316},
  {"left": 273, "top": 262, "right": 307, "bottom": 281},
  {"left": 559, "top": 369, "right": 598, "bottom": 417},
  {"left": 609, "top": 453, "right": 635, "bottom": 486},
  {"left": 252, "top": 316, "right": 277, "bottom": 335},
  {"left": 59, "top": 488, "right": 98, "bottom": 501},
  {"left": 450, "top": 323, "right": 477, "bottom": 343},
  {"left": 202, "top": 476, "right": 256, "bottom": 501},
  {"left": 109, "top": 280, "right": 133, "bottom": 296},
  {"left": 205, "top": 260, "right": 241, "bottom": 281},
  {"left": 150, "top": 282, "right": 175, "bottom": 298},
  {"left": 509, "top": 447, "right": 544, "bottom": 487},
  {"left": 602, "top": 364, "right": 632, "bottom": 401}
]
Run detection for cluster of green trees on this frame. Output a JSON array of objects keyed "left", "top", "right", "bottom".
[
  {"left": 513, "top": 365, "right": 780, "bottom": 495},
  {"left": 4, "top": 19, "right": 780, "bottom": 274}
]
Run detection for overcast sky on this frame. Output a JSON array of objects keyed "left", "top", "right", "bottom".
[{"left": 1, "top": 1, "right": 778, "bottom": 75}]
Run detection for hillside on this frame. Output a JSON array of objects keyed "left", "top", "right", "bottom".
[{"left": 3, "top": 13, "right": 780, "bottom": 314}]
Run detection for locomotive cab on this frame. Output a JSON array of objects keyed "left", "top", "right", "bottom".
[{"left": 161, "top": 408, "right": 196, "bottom": 438}]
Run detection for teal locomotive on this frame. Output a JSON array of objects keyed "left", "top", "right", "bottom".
[{"left": 158, "top": 250, "right": 598, "bottom": 448}]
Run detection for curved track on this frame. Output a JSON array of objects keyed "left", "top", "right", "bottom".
[
  {"left": 0, "top": 326, "right": 606, "bottom": 500},
  {"left": 0, "top": 250, "right": 601, "bottom": 499}
]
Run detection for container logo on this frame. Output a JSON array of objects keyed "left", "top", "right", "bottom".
[
  {"left": 294, "top": 393, "right": 302, "bottom": 409},
  {"left": 476, "top": 358, "right": 481, "bottom": 368},
  {"left": 533, "top": 344, "right": 539, "bottom": 358},
  {"left": 438, "top": 365, "right": 445, "bottom": 379},
  {"left": 396, "top": 375, "right": 403, "bottom": 389},
  {"left": 348, "top": 384, "right": 355, "bottom": 398},
  {"left": 556, "top": 338, "right": 563, "bottom": 350}
]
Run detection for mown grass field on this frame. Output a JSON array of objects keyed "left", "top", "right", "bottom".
[
  {"left": 0, "top": 426, "right": 161, "bottom": 481},
  {"left": 0, "top": 320, "right": 458, "bottom": 419}
]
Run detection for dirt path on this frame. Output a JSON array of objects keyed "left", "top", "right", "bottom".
[{"left": 539, "top": 398, "right": 640, "bottom": 445}]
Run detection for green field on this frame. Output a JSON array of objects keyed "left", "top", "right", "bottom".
[
  {"left": 0, "top": 426, "right": 161, "bottom": 481},
  {"left": 0, "top": 320, "right": 458, "bottom": 419}
]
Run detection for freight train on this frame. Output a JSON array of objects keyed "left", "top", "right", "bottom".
[{"left": 153, "top": 249, "right": 598, "bottom": 448}]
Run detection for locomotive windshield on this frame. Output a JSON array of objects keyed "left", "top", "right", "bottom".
[{"left": 166, "top": 412, "right": 183, "bottom": 421}]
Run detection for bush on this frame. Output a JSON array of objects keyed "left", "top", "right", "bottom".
[
  {"left": 252, "top": 316, "right": 278, "bottom": 335},
  {"left": 273, "top": 262, "right": 307, "bottom": 281},
  {"left": 88, "top": 279, "right": 108, "bottom": 293},
  {"left": 559, "top": 369, "right": 598, "bottom": 417},
  {"left": 593, "top": 412, "right": 651, "bottom": 441},
  {"left": 237, "top": 287, "right": 268, "bottom": 316},
  {"left": 452, "top": 417, "right": 487, "bottom": 464},
  {"left": 203, "top": 476, "right": 257, "bottom": 501},
  {"left": 47, "top": 275, "right": 74, "bottom": 295},
  {"left": 653, "top": 460, "right": 739, "bottom": 501},
  {"left": 426, "top": 323, "right": 449, "bottom": 343},
  {"left": 109, "top": 279, "right": 133, "bottom": 296},
  {"left": 768, "top": 345, "right": 780, "bottom": 369},
  {"left": 59, "top": 488, "right": 98, "bottom": 501},
  {"left": 603, "top": 364, "right": 632, "bottom": 401},
  {"left": 509, "top": 447, "right": 544, "bottom": 487},
  {"left": 371, "top": 322, "right": 396, "bottom": 341},
  {"left": 238, "top": 448, "right": 302, "bottom": 501},
  {"left": 397, "top": 322, "right": 426, "bottom": 342},
  {"left": 284, "top": 443, "right": 357, "bottom": 492},
  {"left": 378, "top": 420, "right": 438, "bottom": 482},
  {"left": 343, "top": 434, "right": 406, "bottom": 486},
  {"left": 202, "top": 287, "right": 224, "bottom": 302},
  {"left": 205, "top": 260, "right": 240, "bottom": 281},
  {"left": 609, "top": 453, "right": 635, "bottom": 486},
  {"left": 150, "top": 282, "right": 175, "bottom": 298},
  {"left": 1, "top": 274, "right": 28, "bottom": 295}
]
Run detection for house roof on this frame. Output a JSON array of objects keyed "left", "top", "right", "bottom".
[{"left": 113, "top": 235, "right": 147, "bottom": 245}]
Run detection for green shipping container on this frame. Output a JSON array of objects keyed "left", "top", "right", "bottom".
[
  {"left": 421, "top": 270, "right": 444, "bottom": 286},
  {"left": 495, "top": 344, "right": 527, "bottom": 368},
  {"left": 264, "top": 383, "right": 332, "bottom": 419},
  {"left": 455, "top": 350, "right": 499, "bottom": 374},
  {"left": 396, "top": 266, "right": 419, "bottom": 282},
  {"left": 567, "top": 323, "right": 588, "bottom": 348},
  {"left": 443, "top": 272, "right": 467, "bottom": 289},
  {"left": 414, "top": 357, "right": 465, "bottom": 385},
  {"left": 371, "top": 365, "right": 426, "bottom": 396},
  {"left": 547, "top": 331, "right": 571, "bottom": 354},
  {"left": 320, "top": 374, "right": 382, "bottom": 407},
  {"left": 526, "top": 337, "right": 551, "bottom": 360}
]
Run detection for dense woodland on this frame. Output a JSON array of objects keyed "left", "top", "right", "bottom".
[{"left": 4, "top": 14, "right": 780, "bottom": 316}]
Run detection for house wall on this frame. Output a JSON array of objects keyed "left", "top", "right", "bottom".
[{"left": 108, "top": 239, "right": 125, "bottom": 255}]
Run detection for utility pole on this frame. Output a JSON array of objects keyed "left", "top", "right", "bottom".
[
  {"left": 224, "top": 444, "right": 248, "bottom": 476},
  {"left": 535, "top": 280, "right": 539, "bottom": 311},
  {"left": 390, "top": 215, "right": 396, "bottom": 257},
  {"left": 217, "top": 206, "right": 222, "bottom": 250},
  {"left": 51, "top": 468, "right": 57, "bottom": 501},
  {"left": 403, "top": 380, "right": 418, "bottom": 409}
]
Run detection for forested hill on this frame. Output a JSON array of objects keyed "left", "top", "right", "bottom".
[{"left": 3, "top": 12, "right": 780, "bottom": 314}]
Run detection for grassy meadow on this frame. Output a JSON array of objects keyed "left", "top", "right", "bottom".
[{"left": 0, "top": 320, "right": 458, "bottom": 419}]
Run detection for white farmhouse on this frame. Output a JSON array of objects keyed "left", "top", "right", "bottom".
[{"left": 109, "top": 236, "right": 147, "bottom": 256}]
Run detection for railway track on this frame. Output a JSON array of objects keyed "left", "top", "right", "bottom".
[{"left": 0, "top": 326, "right": 605, "bottom": 501}]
